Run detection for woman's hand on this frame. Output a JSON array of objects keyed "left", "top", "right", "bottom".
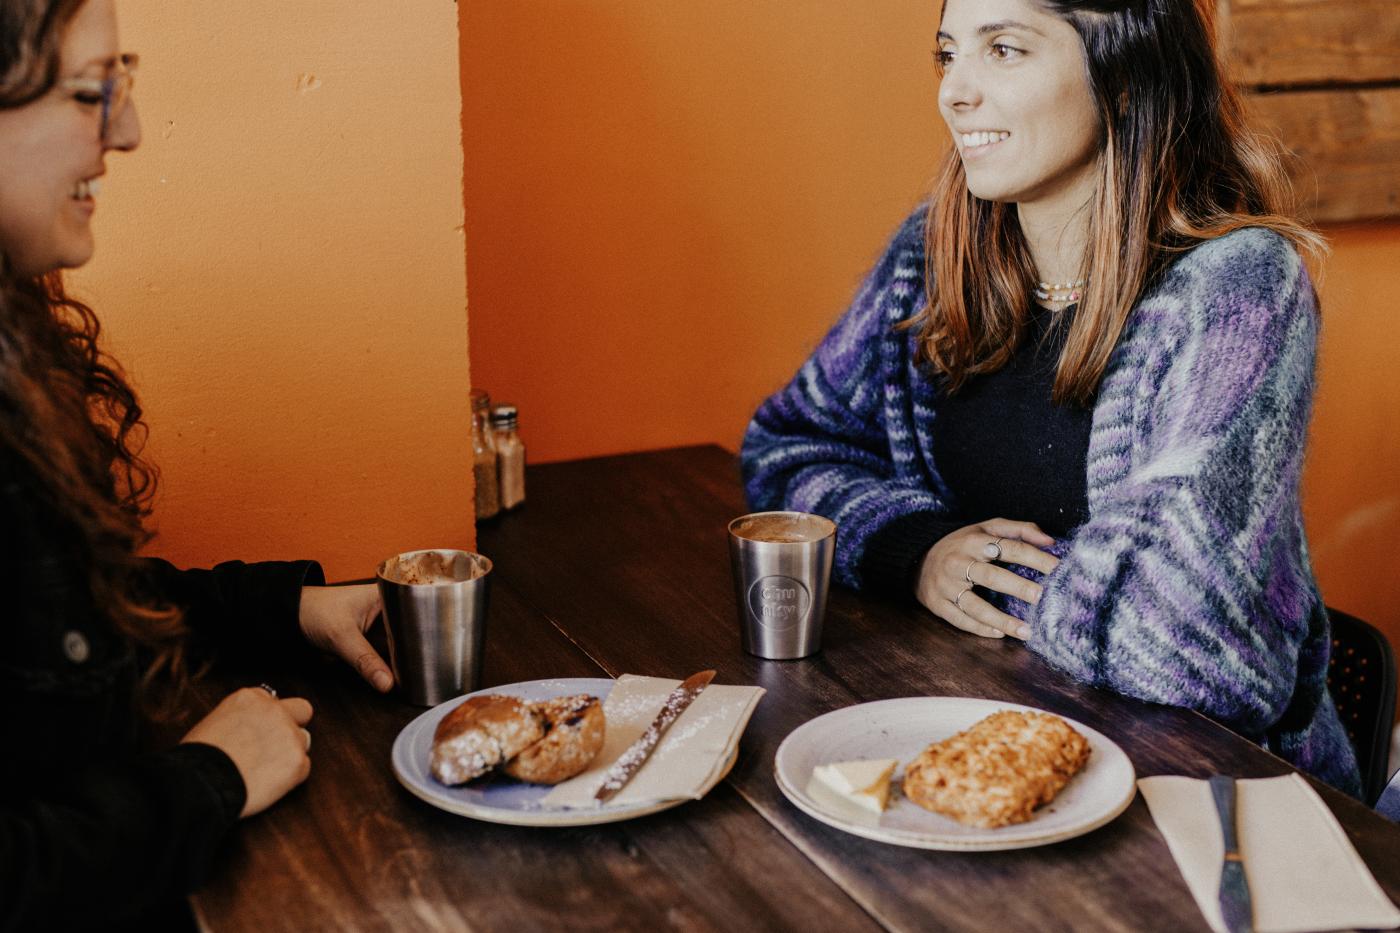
[
  {"left": 298, "top": 584, "right": 393, "bottom": 692},
  {"left": 914, "top": 519, "right": 1060, "bottom": 640},
  {"left": 181, "top": 688, "right": 314, "bottom": 818}
]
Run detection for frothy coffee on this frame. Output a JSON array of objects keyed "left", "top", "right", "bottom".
[
  {"left": 380, "top": 550, "right": 485, "bottom": 586},
  {"left": 730, "top": 513, "right": 834, "bottom": 544}
]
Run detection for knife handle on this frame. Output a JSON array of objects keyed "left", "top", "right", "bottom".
[{"left": 1208, "top": 775, "right": 1240, "bottom": 854}]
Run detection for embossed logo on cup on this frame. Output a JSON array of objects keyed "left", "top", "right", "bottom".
[{"left": 747, "top": 575, "right": 810, "bottom": 631}]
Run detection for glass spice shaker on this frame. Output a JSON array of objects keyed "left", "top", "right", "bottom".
[
  {"left": 470, "top": 390, "right": 500, "bottom": 520},
  {"left": 489, "top": 404, "right": 526, "bottom": 510}
]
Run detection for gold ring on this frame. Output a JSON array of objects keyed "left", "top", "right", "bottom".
[
  {"left": 953, "top": 584, "right": 975, "bottom": 611},
  {"left": 982, "top": 537, "right": 1005, "bottom": 561},
  {"left": 963, "top": 559, "right": 981, "bottom": 584}
]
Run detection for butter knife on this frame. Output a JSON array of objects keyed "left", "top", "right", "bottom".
[
  {"left": 594, "top": 669, "right": 717, "bottom": 803},
  {"left": 1208, "top": 775, "right": 1254, "bottom": 933}
]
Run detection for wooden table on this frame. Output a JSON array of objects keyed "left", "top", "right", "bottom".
[{"left": 192, "top": 446, "right": 1400, "bottom": 932}]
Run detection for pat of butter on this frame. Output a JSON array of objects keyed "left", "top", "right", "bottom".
[{"left": 812, "top": 758, "right": 898, "bottom": 813}]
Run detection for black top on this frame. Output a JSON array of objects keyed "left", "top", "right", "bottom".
[
  {"left": 0, "top": 446, "right": 322, "bottom": 931},
  {"left": 932, "top": 304, "right": 1092, "bottom": 537},
  {"left": 859, "top": 304, "right": 1094, "bottom": 594}
]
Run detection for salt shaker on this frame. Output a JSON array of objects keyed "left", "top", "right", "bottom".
[
  {"left": 490, "top": 404, "right": 526, "bottom": 510},
  {"left": 470, "top": 390, "right": 500, "bottom": 520}
]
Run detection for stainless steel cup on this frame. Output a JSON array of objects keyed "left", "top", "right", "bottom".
[
  {"left": 728, "top": 511, "right": 836, "bottom": 659},
  {"left": 376, "top": 548, "right": 492, "bottom": 706}
]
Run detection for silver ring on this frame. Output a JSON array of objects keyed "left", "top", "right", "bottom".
[
  {"left": 257, "top": 683, "right": 278, "bottom": 699},
  {"left": 963, "top": 559, "right": 981, "bottom": 584},
  {"left": 953, "top": 584, "right": 975, "bottom": 611},
  {"left": 982, "top": 537, "right": 1005, "bottom": 561}
]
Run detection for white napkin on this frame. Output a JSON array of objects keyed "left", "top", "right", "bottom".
[
  {"left": 542, "top": 674, "right": 764, "bottom": 809},
  {"left": 1138, "top": 774, "right": 1400, "bottom": 933}
]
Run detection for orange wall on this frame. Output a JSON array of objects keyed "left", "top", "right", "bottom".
[
  {"left": 462, "top": 1, "right": 941, "bottom": 460},
  {"left": 1304, "top": 222, "right": 1400, "bottom": 641},
  {"left": 71, "top": 1, "right": 473, "bottom": 581},
  {"left": 461, "top": 4, "right": 1399, "bottom": 644}
]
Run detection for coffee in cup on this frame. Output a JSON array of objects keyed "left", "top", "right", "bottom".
[
  {"left": 728, "top": 511, "right": 836, "bottom": 660},
  {"left": 376, "top": 549, "right": 492, "bottom": 706}
]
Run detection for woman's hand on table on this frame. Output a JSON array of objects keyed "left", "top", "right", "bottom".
[
  {"left": 181, "top": 687, "right": 314, "bottom": 818},
  {"left": 914, "top": 519, "right": 1059, "bottom": 640},
  {"left": 298, "top": 584, "right": 393, "bottom": 692}
]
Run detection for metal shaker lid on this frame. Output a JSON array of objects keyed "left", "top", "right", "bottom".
[{"left": 489, "top": 404, "right": 518, "bottom": 429}]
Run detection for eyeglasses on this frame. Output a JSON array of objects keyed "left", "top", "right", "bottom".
[{"left": 57, "top": 52, "right": 139, "bottom": 142}]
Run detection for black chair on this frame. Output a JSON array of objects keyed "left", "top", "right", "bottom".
[{"left": 1326, "top": 607, "right": 1397, "bottom": 805}]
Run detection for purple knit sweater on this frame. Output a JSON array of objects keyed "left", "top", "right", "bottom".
[{"left": 741, "top": 207, "right": 1361, "bottom": 796}]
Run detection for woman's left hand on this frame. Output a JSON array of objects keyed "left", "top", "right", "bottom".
[
  {"left": 913, "top": 518, "right": 1058, "bottom": 640},
  {"left": 298, "top": 584, "right": 393, "bottom": 692}
]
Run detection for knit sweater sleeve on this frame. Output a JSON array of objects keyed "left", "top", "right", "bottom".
[
  {"left": 740, "top": 208, "right": 960, "bottom": 590},
  {"left": 1025, "top": 229, "right": 1323, "bottom": 738}
]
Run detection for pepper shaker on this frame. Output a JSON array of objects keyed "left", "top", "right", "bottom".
[
  {"left": 490, "top": 404, "right": 526, "bottom": 510},
  {"left": 470, "top": 390, "right": 500, "bottom": 520}
]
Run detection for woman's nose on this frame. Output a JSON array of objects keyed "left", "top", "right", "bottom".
[
  {"left": 938, "top": 61, "right": 981, "bottom": 112},
  {"left": 105, "top": 96, "right": 141, "bottom": 152}
]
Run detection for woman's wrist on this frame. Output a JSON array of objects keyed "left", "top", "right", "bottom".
[{"left": 857, "top": 512, "right": 966, "bottom": 597}]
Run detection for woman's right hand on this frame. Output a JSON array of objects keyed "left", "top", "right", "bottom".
[
  {"left": 180, "top": 687, "right": 313, "bottom": 818},
  {"left": 914, "top": 519, "right": 1060, "bottom": 640}
]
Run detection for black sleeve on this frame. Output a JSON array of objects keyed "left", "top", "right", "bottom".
[
  {"left": 0, "top": 444, "right": 298, "bottom": 930},
  {"left": 0, "top": 743, "right": 245, "bottom": 932},
  {"left": 139, "top": 557, "right": 326, "bottom": 669},
  {"left": 856, "top": 512, "right": 966, "bottom": 600}
]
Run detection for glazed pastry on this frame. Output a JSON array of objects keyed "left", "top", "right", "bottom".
[
  {"left": 505, "top": 694, "right": 606, "bottom": 785},
  {"left": 430, "top": 694, "right": 544, "bottom": 786},
  {"left": 902, "top": 710, "right": 1091, "bottom": 827}
]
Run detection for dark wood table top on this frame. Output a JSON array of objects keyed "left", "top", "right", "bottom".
[{"left": 192, "top": 445, "right": 1400, "bottom": 932}]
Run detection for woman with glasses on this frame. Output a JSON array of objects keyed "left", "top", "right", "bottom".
[
  {"left": 0, "top": 1, "right": 394, "bottom": 928},
  {"left": 742, "top": 0, "right": 1362, "bottom": 797}
]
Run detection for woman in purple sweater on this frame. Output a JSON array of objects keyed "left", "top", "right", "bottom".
[{"left": 741, "top": 0, "right": 1362, "bottom": 795}]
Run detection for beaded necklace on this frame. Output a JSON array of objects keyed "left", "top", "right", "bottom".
[{"left": 1034, "top": 278, "right": 1086, "bottom": 303}]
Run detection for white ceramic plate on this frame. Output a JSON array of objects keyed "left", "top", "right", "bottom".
[
  {"left": 391, "top": 677, "right": 736, "bottom": 827},
  {"left": 774, "top": 697, "right": 1136, "bottom": 850}
]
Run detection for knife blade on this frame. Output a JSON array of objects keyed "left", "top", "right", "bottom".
[
  {"left": 594, "top": 669, "right": 717, "bottom": 803},
  {"left": 1208, "top": 775, "right": 1255, "bottom": 933}
]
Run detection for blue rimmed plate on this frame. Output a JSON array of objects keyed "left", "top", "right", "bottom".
[{"left": 391, "top": 677, "right": 737, "bottom": 827}]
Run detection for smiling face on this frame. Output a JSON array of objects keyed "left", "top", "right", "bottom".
[
  {"left": 936, "top": 0, "right": 1100, "bottom": 214},
  {"left": 0, "top": 0, "right": 140, "bottom": 278}
]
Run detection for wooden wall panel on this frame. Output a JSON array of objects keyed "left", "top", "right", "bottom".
[
  {"left": 1223, "top": 0, "right": 1400, "bottom": 87},
  {"left": 1220, "top": 0, "right": 1400, "bottom": 222},
  {"left": 1248, "top": 88, "right": 1400, "bottom": 223}
]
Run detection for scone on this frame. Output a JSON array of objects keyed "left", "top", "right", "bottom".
[
  {"left": 902, "top": 710, "right": 1091, "bottom": 827},
  {"left": 504, "top": 694, "right": 606, "bottom": 784},
  {"left": 430, "top": 694, "right": 544, "bottom": 786}
]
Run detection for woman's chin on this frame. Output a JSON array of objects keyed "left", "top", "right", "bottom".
[
  {"left": 962, "top": 177, "right": 1022, "bottom": 205},
  {"left": 54, "top": 239, "right": 97, "bottom": 274}
]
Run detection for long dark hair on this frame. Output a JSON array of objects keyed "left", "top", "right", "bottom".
[
  {"left": 0, "top": 1, "right": 193, "bottom": 703},
  {"left": 909, "top": 0, "right": 1323, "bottom": 403}
]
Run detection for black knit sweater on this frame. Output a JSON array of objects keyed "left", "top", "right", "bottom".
[{"left": 858, "top": 304, "right": 1094, "bottom": 594}]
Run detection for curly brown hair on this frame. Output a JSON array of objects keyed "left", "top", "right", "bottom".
[{"left": 1, "top": 0, "right": 192, "bottom": 704}]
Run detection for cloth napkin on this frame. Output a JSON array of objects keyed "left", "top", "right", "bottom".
[
  {"left": 542, "top": 674, "right": 764, "bottom": 809},
  {"left": 1138, "top": 774, "right": 1400, "bottom": 933}
]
